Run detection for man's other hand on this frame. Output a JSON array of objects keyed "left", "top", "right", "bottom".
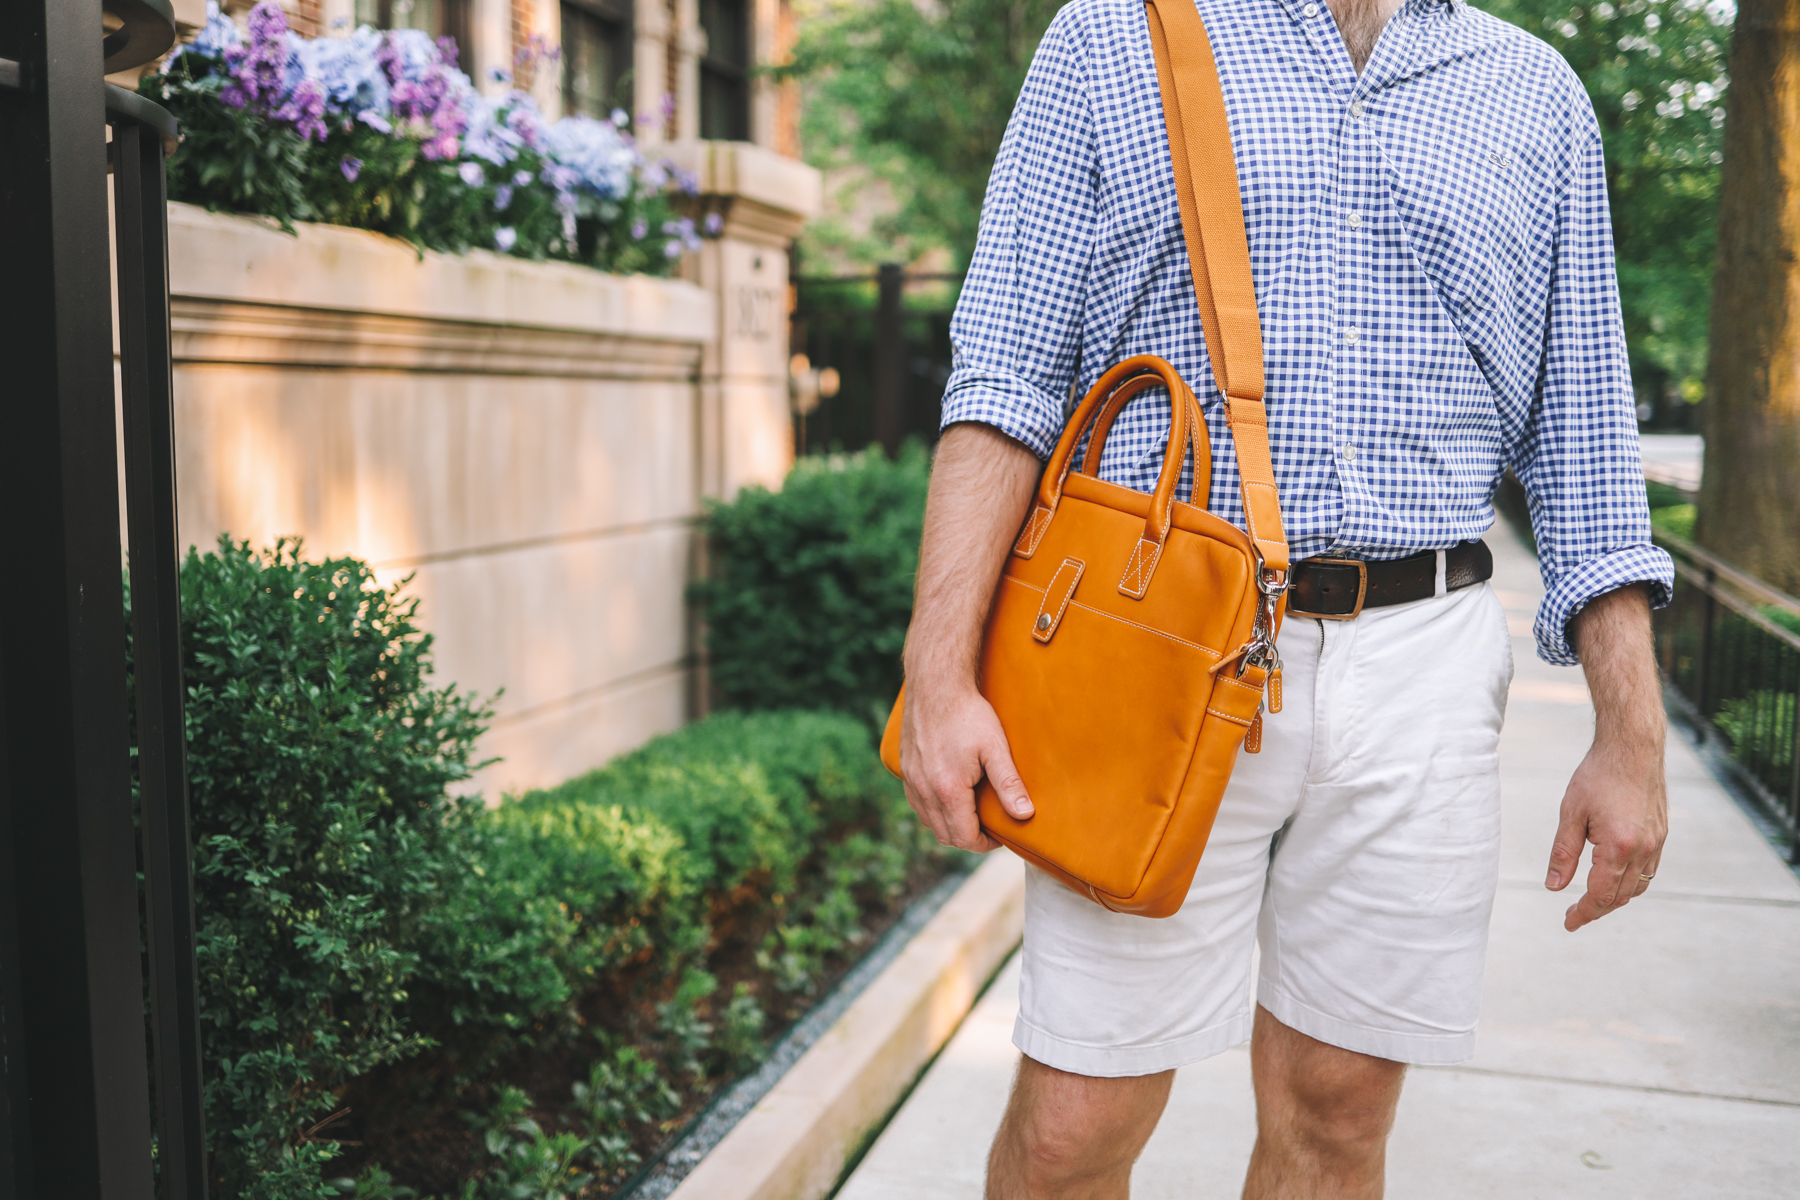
[{"left": 1547, "top": 584, "right": 1668, "bottom": 931}]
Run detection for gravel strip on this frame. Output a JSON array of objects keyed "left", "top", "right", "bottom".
[{"left": 619, "top": 864, "right": 976, "bottom": 1199}]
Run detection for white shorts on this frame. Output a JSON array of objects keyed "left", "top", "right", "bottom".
[{"left": 1013, "top": 580, "right": 1514, "bottom": 1074}]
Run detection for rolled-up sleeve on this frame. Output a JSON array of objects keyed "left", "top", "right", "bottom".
[
  {"left": 939, "top": 13, "right": 1098, "bottom": 459},
  {"left": 1512, "top": 129, "right": 1673, "bottom": 666}
]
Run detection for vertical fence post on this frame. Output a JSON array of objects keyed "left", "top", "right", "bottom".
[
  {"left": 113, "top": 112, "right": 208, "bottom": 1198},
  {"left": 0, "top": 1, "right": 158, "bottom": 1195},
  {"left": 1789, "top": 659, "right": 1800, "bottom": 865},
  {"left": 1695, "top": 566, "right": 1716, "bottom": 717},
  {"left": 873, "top": 262, "right": 904, "bottom": 457}
]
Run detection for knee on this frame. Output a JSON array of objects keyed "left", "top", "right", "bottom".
[
  {"left": 1007, "top": 1118, "right": 1111, "bottom": 1188},
  {"left": 1289, "top": 1092, "right": 1395, "bottom": 1156},
  {"left": 1273, "top": 1070, "right": 1404, "bottom": 1161}
]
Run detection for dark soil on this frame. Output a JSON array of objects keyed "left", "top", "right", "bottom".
[{"left": 325, "top": 852, "right": 962, "bottom": 1197}]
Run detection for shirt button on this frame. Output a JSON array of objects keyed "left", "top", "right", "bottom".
[
  {"left": 1341, "top": 443, "right": 1358, "bottom": 462},
  {"left": 1346, "top": 211, "right": 1362, "bottom": 230},
  {"left": 1349, "top": 99, "right": 1364, "bottom": 119},
  {"left": 1344, "top": 325, "right": 1360, "bottom": 345},
  {"left": 1302, "top": 2, "right": 1319, "bottom": 15}
]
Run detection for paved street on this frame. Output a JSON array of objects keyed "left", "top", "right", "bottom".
[{"left": 837, "top": 521, "right": 1800, "bottom": 1199}]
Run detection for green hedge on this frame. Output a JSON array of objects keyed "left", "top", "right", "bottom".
[
  {"left": 690, "top": 444, "right": 931, "bottom": 727},
  {"left": 132, "top": 538, "right": 943, "bottom": 1199}
]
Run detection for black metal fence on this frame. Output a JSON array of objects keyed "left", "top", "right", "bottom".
[
  {"left": 1, "top": 1, "right": 207, "bottom": 1196},
  {"left": 1654, "top": 530, "right": 1800, "bottom": 863},
  {"left": 788, "top": 265, "right": 962, "bottom": 457}
]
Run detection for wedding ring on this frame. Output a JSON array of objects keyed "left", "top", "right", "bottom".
[{"left": 1638, "top": 873, "right": 1655, "bottom": 882}]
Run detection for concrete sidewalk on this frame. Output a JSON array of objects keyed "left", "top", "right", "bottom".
[{"left": 837, "top": 524, "right": 1800, "bottom": 1199}]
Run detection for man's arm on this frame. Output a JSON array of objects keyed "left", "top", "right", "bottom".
[
  {"left": 899, "top": 423, "right": 1043, "bottom": 852},
  {"left": 1546, "top": 584, "right": 1668, "bottom": 930}
]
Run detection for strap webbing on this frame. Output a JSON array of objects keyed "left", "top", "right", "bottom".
[{"left": 1144, "top": 0, "right": 1290, "bottom": 573}]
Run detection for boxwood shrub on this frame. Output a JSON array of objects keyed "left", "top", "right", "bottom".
[
  {"left": 690, "top": 443, "right": 931, "bottom": 726},
  {"left": 130, "top": 537, "right": 940, "bottom": 1198}
]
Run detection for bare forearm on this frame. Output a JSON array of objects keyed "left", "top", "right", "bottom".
[
  {"left": 903, "top": 423, "right": 1043, "bottom": 695},
  {"left": 1571, "top": 584, "right": 1664, "bottom": 757}
]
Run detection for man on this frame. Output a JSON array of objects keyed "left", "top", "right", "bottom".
[{"left": 896, "top": 0, "right": 1674, "bottom": 1195}]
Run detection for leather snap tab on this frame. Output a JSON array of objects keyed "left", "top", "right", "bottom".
[{"left": 1032, "top": 557, "right": 1086, "bottom": 643}]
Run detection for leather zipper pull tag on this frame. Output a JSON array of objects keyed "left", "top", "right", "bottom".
[
  {"left": 1244, "top": 711, "right": 1263, "bottom": 754},
  {"left": 1267, "top": 666, "right": 1282, "bottom": 714}
]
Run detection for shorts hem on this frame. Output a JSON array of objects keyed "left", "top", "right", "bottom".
[
  {"left": 1260, "top": 987, "right": 1476, "bottom": 1066},
  {"left": 1011, "top": 1011, "right": 1254, "bottom": 1078}
]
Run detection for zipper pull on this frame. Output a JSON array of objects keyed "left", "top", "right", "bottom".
[
  {"left": 1244, "top": 710, "right": 1263, "bottom": 754},
  {"left": 1267, "top": 666, "right": 1283, "bottom": 714}
]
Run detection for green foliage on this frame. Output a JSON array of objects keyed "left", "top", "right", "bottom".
[
  {"left": 1715, "top": 688, "right": 1797, "bottom": 773},
  {"left": 781, "top": 0, "right": 1067, "bottom": 269},
  {"left": 459, "top": 1088, "right": 593, "bottom": 1200},
  {"left": 141, "top": 537, "right": 941, "bottom": 1198},
  {"left": 1650, "top": 502, "right": 1697, "bottom": 541},
  {"left": 142, "top": 538, "right": 494, "bottom": 1195},
  {"left": 691, "top": 445, "right": 931, "bottom": 725},
  {"left": 1481, "top": 0, "right": 1733, "bottom": 397}
]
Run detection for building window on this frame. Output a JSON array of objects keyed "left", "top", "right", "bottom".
[
  {"left": 561, "top": 0, "right": 634, "bottom": 119},
  {"left": 356, "top": 0, "right": 472, "bottom": 63},
  {"left": 699, "top": 0, "right": 750, "bottom": 141}
]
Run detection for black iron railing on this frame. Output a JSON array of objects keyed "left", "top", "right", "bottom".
[
  {"left": 1654, "top": 530, "right": 1800, "bottom": 862},
  {"left": 1, "top": 1, "right": 207, "bottom": 1196},
  {"left": 789, "top": 266, "right": 963, "bottom": 456}
]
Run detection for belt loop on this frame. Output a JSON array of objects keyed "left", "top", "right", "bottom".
[{"left": 1434, "top": 549, "right": 1448, "bottom": 598}]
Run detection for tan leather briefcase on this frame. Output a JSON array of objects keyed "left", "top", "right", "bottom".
[{"left": 879, "top": 0, "right": 1289, "bottom": 918}]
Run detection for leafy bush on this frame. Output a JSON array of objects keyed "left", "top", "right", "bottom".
[
  {"left": 146, "top": 3, "right": 715, "bottom": 273},
  {"left": 134, "top": 535, "right": 944, "bottom": 1196},
  {"left": 691, "top": 445, "right": 931, "bottom": 725},
  {"left": 134, "top": 538, "right": 493, "bottom": 1197}
]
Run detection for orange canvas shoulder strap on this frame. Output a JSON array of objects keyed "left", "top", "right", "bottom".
[{"left": 1144, "top": 0, "right": 1289, "bottom": 574}]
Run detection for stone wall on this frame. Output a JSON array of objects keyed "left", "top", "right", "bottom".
[{"left": 164, "top": 202, "right": 726, "bottom": 798}]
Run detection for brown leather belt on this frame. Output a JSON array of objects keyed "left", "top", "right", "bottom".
[{"left": 1285, "top": 540, "right": 1493, "bottom": 620}]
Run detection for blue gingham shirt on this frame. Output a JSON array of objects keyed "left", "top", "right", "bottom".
[{"left": 941, "top": 0, "right": 1673, "bottom": 665}]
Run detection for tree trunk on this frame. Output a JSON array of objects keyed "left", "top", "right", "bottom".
[{"left": 1697, "top": 0, "right": 1800, "bottom": 592}]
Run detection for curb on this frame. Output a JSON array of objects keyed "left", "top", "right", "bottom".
[{"left": 666, "top": 853, "right": 1026, "bottom": 1200}]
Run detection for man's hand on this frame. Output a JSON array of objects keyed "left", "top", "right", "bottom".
[
  {"left": 1547, "top": 584, "right": 1668, "bottom": 931},
  {"left": 898, "top": 423, "right": 1043, "bottom": 853},
  {"left": 899, "top": 684, "right": 1033, "bottom": 852}
]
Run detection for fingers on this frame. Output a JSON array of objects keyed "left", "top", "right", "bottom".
[
  {"left": 1564, "top": 831, "right": 1660, "bottom": 932},
  {"left": 1544, "top": 807, "right": 1586, "bottom": 892}
]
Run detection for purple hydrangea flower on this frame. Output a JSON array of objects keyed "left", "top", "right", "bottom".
[
  {"left": 495, "top": 227, "right": 518, "bottom": 252},
  {"left": 703, "top": 212, "right": 724, "bottom": 236},
  {"left": 459, "top": 161, "right": 485, "bottom": 187},
  {"left": 631, "top": 220, "right": 648, "bottom": 240},
  {"left": 221, "top": 1, "right": 290, "bottom": 112},
  {"left": 663, "top": 240, "right": 683, "bottom": 258},
  {"left": 357, "top": 109, "right": 392, "bottom": 133},
  {"left": 340, "top": 156, "right": 362, "bottom": 182},
  {"left": 493, "top": 185, "right": 514, "bottom": 210},
  {"left": 513, "top": 170, "right": 533, "bottom": 187},
  {"left": 275, "top": 78, "right": 328, "bottom": 141}
]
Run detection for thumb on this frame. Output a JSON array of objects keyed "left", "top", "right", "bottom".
[
  {"left": 1546, "top": 804, "right": 1586, "bottom": 891},
  {"left": 982, "top": 736, "right": 1035, "bottom": 821}
]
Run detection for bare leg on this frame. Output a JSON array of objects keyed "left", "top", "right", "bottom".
[
  {"left": 1243, "top": 1005, "right": 1407, "bottom": 1200},
  {"left": 986, "top": 1054, "right": 1174, "bottom": 1200}
]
